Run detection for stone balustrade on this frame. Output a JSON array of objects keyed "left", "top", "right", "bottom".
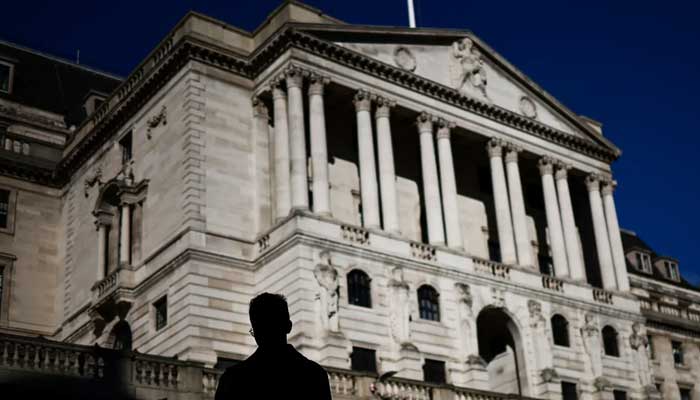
[
  {"left": 592, "top": 288, "right": 614, "bottom": 305},
  {"left": 410, "top": 242, "right": 436, "bottom": 262},
  {"left": 341, "top": 225, "right": 370, "bottom": 245},
  {"left": 93, "top": 268, "right": 120, "bottom": 299},
  {"left": 541, "top": 275, "right": 564, "bottom": 292},
  {"left": 640, "top": 299, "right": 700, "bottom": 323},
  {"left": 473, "top": 258, "right": 511, "bottom": 280}
]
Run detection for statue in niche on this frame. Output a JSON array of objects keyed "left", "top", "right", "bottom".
[
  {"left": 528, "top": 300, "right": 551, "bottom": 370},
  {"left": 313, "top": 251, "right": 340, "bottom": 333},
  {"left": 452, "top": 37, "right": 489, "bottom": 100},
  {"left": 388, "top": 267, "right": 412, "bottom": 345},
  {"left": 455, "top": 283, "right": 477, "bottom": 358},
  {"left": 629, "top": 322, "right": 654, "bottom": 388},
  {"left": 580, "top": 313, "right": 603, "bottom": 378}
]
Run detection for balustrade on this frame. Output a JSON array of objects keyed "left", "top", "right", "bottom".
[
  {"left": 474, "top": 258, "right": 511, "bottom": 280},
  {"left": 592, "top": 288, "right": 613, "bottom": 305},
  {"left": 341, "top": 225, "right": 370, "bottom": 245},
  {"left": 410, "top": 242, "right": 436, "bottom": 261},
  {"left": 542, "top": 275, "right": 564, "bottom": 292}
]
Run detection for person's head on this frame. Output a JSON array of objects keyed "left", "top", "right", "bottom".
[{"left": 249, "top": 293, "right": 292, "bottom": 347}]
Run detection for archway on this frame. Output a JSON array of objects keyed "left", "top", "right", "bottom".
[
  {"left": 109, "top": 320, "right": 133, "bottom": 351},
  {"left": 476, "top": 307, "right": 529, "bottom": 396}
]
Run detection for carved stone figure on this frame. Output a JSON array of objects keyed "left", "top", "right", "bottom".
[
  {"left": 388, "top": 267, "right": 411, "bottom": 345},
  {"left": 581, "top": 313, "right": 603, "bottom": 378},
  {"left": 452, "top": 38, "right": 489, "bottom": 100},
  {"left": 313, "top": 251, "right": 340, "bottom": 333},
  {"left": 491, "top": 287, "right": 505, "bottom": 309},
  {"left": 455, "top": 283, "right": 477, "bottom": 358},
  {"left": 629, "top": 322, "right": 653, "bottom": 388},
  {"left": 528, "top": 300, "right": 551, "bottom": 370}
]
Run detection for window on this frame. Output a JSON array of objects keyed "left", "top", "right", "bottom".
[
  {"left": 0, "top": 61, "right": 13, "bottom": 94},
  {"left": 664, "top": 261, "right": 679, "bottom": 281},
  {"left": 418, "top": 285, "right": 440, "bottom": 321},
  {"left": 347, "top": 270, "right": 371, "bottom": 308},
  {"left": 634, "top": 252, "right": 652, "bottom": 273},
  {"left": 647, "top": 335, "right": 654, "bottom": 360},
  {"left": 0, "top": 253, "right": 15, "bottom": 324},
  {"left": 0, "top": 189, "right": 9, "bottom": 229},
  {"left": 672, "top": 341, "right": 684, "bottom": 366},
  {"left": 154, "top": 296, "right": 168, "bottom": 331},
  {"left": 422, "top": 359, "right": 446, "bottom": 384},
  {"left": 602, "top": 326, "right": 619, "bottom": 357},
  {"left": 119, "top": 131, "right": 133, "bottom": 165},
  {"left": 551, "top": 314, "right": 570, "bottom": 347},
  {"left": 561, "top": 381, "right": 578, "bottom": 400},
  {"left": 613, "top": 390, "right": 627, "bottom": 400},
  {"left": 488, "top": 240, "right": 501, "bottom": 263},
  {"left": 350, "top": 347, "right": 377, "bottom": 373},
  {"left": 539, "top": 253, "right": 553, "bottom": 275},
  {"left": 680, "top": 388, "right": 692, "bottom": 400}
]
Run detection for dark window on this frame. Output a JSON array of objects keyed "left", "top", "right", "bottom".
[
  {"left": 154, "top": 296, "right": 168, "bottom": 331},
  {"left": 561, "top": 381, "right": 578, "bottom": 400},
  {"left": 0, "top": 189, "right": 9, "bottom": 229},
  {"left": 0, "top": 63, "right": 11, "bottom": 93},
  {"left": 613, "top": 390, "right": 627, "bottom": 400},
  {"left": 418, "top": 285, "right": 440, "bottom": 321},
  {"left": 647, "top": 335, "right": 654, "bottom": 359},
  {"left": 423, "top": 359, "right": 446, "bottom": 384},
  {"left": 119, "top": 131, "right": 133, "bottom": 165},
  {"left": 680, "top": 388, "right": 691, "bottom": 400},
  {"left": 350, "top": 347, "right": 377, "bottom": 373},
  {"left": 488, "top": 240, "right": 501, "bottom": 263},
  {"left": 478, "top": 165, "right": 492, "bottom": 194},
  {"left": 539, "top": 253, "right": 553, "bottom": 275},
  {"left": 672, "top": 341, "right": 684, "bottom": 366},
  {"left": 551, "top": 314, "right": 570, "bottom": 347},
  {"left": 347, "top": 270, "right": 371, "bottom": 308},
  {"left": 602, "top": 326, "right": 619, "bottom": 357},
  {"left": 525, "top": 183, "right": 545, "bottom": 210}
]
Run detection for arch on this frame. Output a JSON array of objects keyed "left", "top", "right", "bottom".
[
  {"left": 551, "top": 314, "right": 570, "bottom": 347},
  {"left": 93, "top": 179, "right": 123, "bottom": 214},
  {"left": 417, "top": 284, "right": 440, "bottom": 321},
  {"left": 109, "top": 320, "right": 133, "bottom": 351},
  {"left": 476, "top": 307, "right": 530, "bottom": 396},
  {"left": 347, "top": 269, "right": 371, "bottom": 308},
  {"left": 602, "top": 325, "right": 619, "bottom": 357}
]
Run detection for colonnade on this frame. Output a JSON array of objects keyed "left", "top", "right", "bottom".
[
  {"left": 254, "top": 65, "right": 629, "bottom": 291},
  {"left": 94, "top": 203, "right": 131, "bottom": 281}
]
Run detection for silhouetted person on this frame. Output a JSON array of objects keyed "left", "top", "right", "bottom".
[{"left": 215, "top": 293, "right": 332, "bottom": 400}]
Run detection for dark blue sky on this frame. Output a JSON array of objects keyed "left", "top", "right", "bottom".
[{"left": 4, "top": 1, "right": 698, "bottom": 284}]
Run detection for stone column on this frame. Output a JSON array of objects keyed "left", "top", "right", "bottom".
[
  {"left": 375, "top": 98, "right": 400, "bottom": 234},
  {"left": 539, "top": 157, "right": 569, "bottom": 277},
  {"left": 586, "top": 175, "right": 617, "bottom": 290},
  {"left": 436, "top": 120, "right": 462, "bottom": 249},
  {"left": 119, "top": 204, "right": 131, "bottom": 266},
  {"left": 272, "top": 82, "right": 291, "bottom": 220},
  {"left": 602, "top": 180, "right": 630, "bottom": 291},
  {"left": 486, "top": 139, "right": 516, "bottom": 264},
  {"left": 94, "top": 213, "right": 110, "bottom": 281},
  {"left": 504, "top": 145, "right": 533, "bottom": 266},
  {"left": 417, "top": 113, "right": 445, "bottom": 245},
  {"left": 286, "top": 68, "right": 309, "bottom": 210},
  {"left": 308, "top": 75, "right": 331, "bottom": 216},
  {"left": 555, "top": 164, "right": 586, "bottom": 281},
  {"left": 353, "top": 91, "right": 381, "bottom": 229}
]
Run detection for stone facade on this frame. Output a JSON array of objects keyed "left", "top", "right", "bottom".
[{"left": 0, "top": 2, "right": 698, "bottom": 400}]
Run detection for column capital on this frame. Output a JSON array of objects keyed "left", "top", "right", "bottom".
[
  {"left": 271, "top": 81, "right": 287, "bottom": 100},
  {"left": 504, "top": 144, "right": 522, "bottom": 163},
  {"left": 585, "top": 174, "right": 602, "bottom": 192},
  {"left": 538, "top": 156, "right": 555, "bottom": 176},
  {"left": 353, "top": 90, "right": 373, "bottom": 112},
  {"left": 308, "top": 74, "right": 330, "bottom": 96},
  {"left": 416, "top": 112, "right": 436, "bottom": 134},
  {"left": 284, "top": 66, "right": 307, "bottom": 89},
  {"left": 252, "top": 97, "right": 269, "bottom": 119},
  {"left": 436, "top": 119, "right": 456, "bottom": 140},
  {"left": 554, "top": 163, "right": 571, "bottom": 180},
  {"left": 93, "top": 210, "right": 113, "bottom": 228},
  {"left": 374, "top": 97, "right": 396, "bottom": 119},
  {"left": 486, "top": 138, "right": 506, "bottom": 158},
  {"left": 601, "top": 179, "right": 617, "bottom": 195}
]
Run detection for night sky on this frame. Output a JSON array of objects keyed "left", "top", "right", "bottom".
[{"left": 3, "top": 0, "right": 698, "bottom": 284}]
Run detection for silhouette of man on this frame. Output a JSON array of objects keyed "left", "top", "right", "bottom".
[{"left": 215, "top": 293, "right": 332, "bottom": 400}]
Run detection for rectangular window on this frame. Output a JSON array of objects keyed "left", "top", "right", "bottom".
[
  {"left": 647, "top": 335, "right": 654, "bottom": 359},
  {"left": 423, "top": 359, "right": 446, "bottom": 384},
  {"left": 119, "top": 131, "right": 133, "bottom": 165},
  {"left": 488, "top": 240, "right": 501, "bottom": 263},
  {"left": 613, "top": 390, "right": 627, "bottom": 400},
  {"left": 0, "top": 62, "right": 12, "bottom": 94},
  {"left": 154, "top": 296, "right": 168, "bottom": 331},
  {"left": 561, "top": 381, "right": 577, "bottom": 400},
  {"left": 680, "top": 388, "right": 691, "bottom": 400},
  {"left": 664, "top": 262, "right": 679, "bottom": 281},
  {"left": 538, "top": 253, "right": 553, "bottom": 275},
  {"left": 672, "top": 341, "right": 684, "bottom": 366},
  {"left": 635, "top": 252, "right": 652, "bottom": 273},
  {"left": 350, "top": 347, "right": 377, "bottom": 373},
  {"left": 0, "top": 189, "right": 9, "bottom": 229}
]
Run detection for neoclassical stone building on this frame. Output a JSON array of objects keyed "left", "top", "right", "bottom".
[{"left": 0, "top": 2, "right": 698, "bottom": 400}]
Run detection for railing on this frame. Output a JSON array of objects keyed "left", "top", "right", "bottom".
[
  {"left": 410, "top": 242, "right": 436, "bottom": 262},
  {"left": 341, "top": 225, "right": 370, "bottom": 245},
  {"left": 202, "top": 368, "right": 223, "bottom": 397},
  {"left": 640, "top": 299, "right": 700, "bottom": 324},
  {"left": 93, "top": 268, "right": 120, "bottom": 299},
  {"left": 541, "top": 276, "right": 564, "bottom": 292},
  {"left": 133, "top": 355, "right": 180, "bottom": 388},
  {"left": 592, "top": 289, "right": 613, "bottom": 305},
  {"left": 327, "top": 369, "right": 356, "bottom": 396},
  {"left": 473, "top": 258, "right": 511, "bottom": 280}
]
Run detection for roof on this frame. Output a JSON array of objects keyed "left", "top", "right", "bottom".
[{"left": 0, "top": 39, "right": 121, "bottom": 127}]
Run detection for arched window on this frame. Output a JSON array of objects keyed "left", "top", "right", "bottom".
[
  {"left": 602, "top": 325, "right": 619, "bottom": 357},
  {"left": 418, "top": 285, "right": 440, "bottom": 321},
  {"left": 551, "top": 314, "right": 570, "bottom": 347},
  {"left": 347, "top": 269, "right": 371, "bottom": 308},
  {"left": 111, "top": 320, "right": 132, "bottom": 351}
]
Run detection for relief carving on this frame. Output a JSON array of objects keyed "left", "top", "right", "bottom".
[
  {"left": 452, "top": 38, "right": 489, "bottom": 101},
  {"left": 388, "top": 267, "right": 412, "bottom": 346},
  {"left": 581, "top": 313, "right": 603, "bottom": 378},
  {"left": 629, "top": 322, "right": 654, "bottom": 389},
  {"left": 393, "top": 46, "right": 417, "bottom": 72},
  {"left": 314, "top": 251, "right": 340, "bottom": 333}
]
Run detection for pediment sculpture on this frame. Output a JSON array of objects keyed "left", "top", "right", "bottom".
[{"left": 452, "top": 38, "right": 489, "bottom": 101}]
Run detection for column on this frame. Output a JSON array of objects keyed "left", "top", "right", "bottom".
[
  {"left": 119, "top": 204, "right": 131, "bottom": 266},
  {"left": 375, "top": 98, "right": 400, "bottom": 234},
  {"left": 602, "top": 180, "right": 630, "bottom": 291},
  {"left": 272, "top": 82, "right": 291, "bottom": 220},
  {"left": 286, "top": 68, "right": 309, "bottom": 210},
  {"left": 486, "top": 139, "right": 516, "bottom": 264},
  {"left": 586, "top": 175, "right": 617, "bottom": 290},
  {"left": 504, "top": 145, "right": 533, "bottom": 266},
  {"left": 94, "top": 215, "right": 109, "bottom": 281},
  {"left": 538, "top": 157, "right": 569, "bottom": 277},
  {"left": 308, "top": 75, "right": 331, "bottom": 216},
  {"left": 555, "top": 164, "right": 586, "bottom": 281},
  {"left": 417, "top": 113, "right": 445, "bottom": 245},
  {"left": 353, "top": 91, "right": 381, "bottom": 228},
  {"left": 436, "top": 120, "right": 462, "bottom": 249}
]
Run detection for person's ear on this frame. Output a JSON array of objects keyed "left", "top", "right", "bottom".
[{"left": 286, "top": 319, "right": 292, "bottom": 334}]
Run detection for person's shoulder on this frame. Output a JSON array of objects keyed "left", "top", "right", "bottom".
[
  {"left": 219, "top": 360, "right": 250, "bottom": 381},
  {"left": 292, "top": 348, "right": 328, "bottom": 375}
]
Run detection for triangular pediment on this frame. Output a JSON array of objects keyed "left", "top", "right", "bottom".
[{"left": 295, "top": 25, "right": 618, "bottom": 154}]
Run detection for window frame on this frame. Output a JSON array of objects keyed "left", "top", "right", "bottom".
[
  {"left": 0, "top": 252, "right": 17, "bottom": 325},
  {"left": 561, "top": 381, "right": 578, "bottom": 400},
  {"left": 417, "top": 284, "right": 440, "bottom": 322},
  {"left": 347, "top": 269, "right": 372, "bottom": 308},
  {"left": 672, "top": 340, "right": 684, "bottom": 366},
  {"left": 422, "top": 358, "right": 447, "bottom": 384},
  {"left": 602, "top": 325, "right": 620, "bottom": 357},
  {"left": 0, "top": 187, "right": 17, "bottom": 235},
  {"left": 153, "top": 296, "right": 168, "bottom": 331},
  {"left": 551, "top": 314, "right": 570, "bottom": 347},
  {"left": 0, "top": 60, "right": 14, "bottom": 95},
  {"left": 350, "top": 346, "right": 377, "bottom": 374}
]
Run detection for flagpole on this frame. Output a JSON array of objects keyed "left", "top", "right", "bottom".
[{"left": 407, "top": 0, "right": 416, "bottom": 28}]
